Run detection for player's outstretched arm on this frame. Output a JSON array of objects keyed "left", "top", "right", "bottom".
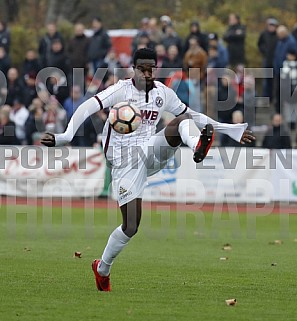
[{"left": 41, "top": 97, "right": 102, "bottom": 147}]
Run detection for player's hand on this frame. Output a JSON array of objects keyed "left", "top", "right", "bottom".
[
  {"left": 240, "top": 130, "right": 255, "bottom": 144},
  {"left": 40, "top": 132, "right": 56, "bottom": 147}
]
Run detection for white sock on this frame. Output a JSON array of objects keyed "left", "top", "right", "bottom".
[
  {"left": 178, "top": 119, "right": 201, "bottom": 152},
  {"left": 98, "top": 225, "right": 131, "bottom": 276}
]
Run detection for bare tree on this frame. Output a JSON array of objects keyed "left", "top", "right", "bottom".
[
  {"left": 45, "top": 0, "right": 59, "bottom": 24},
  {"left": 5, "top": 0, "right": 19, "bottom": 22}
]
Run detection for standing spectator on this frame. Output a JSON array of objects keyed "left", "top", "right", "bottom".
[
  {"left": 0, "top": 21, "right": 10, "bottom": 53},
  {"left": 104, "top": 50, "right": 126, "bottom": 79},
  {"left": 0, "top": 46, "right": 11, "bottom": 78},
  {"left": 0, "top": 105, "right": 19, "bottom": 145},
  {"left": 25, "top": 98, "right": 46, "bottom": 145},
  {"left": 257, "top": 18, "right": 279, "bottom": 100},
  {"left": 183, "top": 36, "right": 208, "bottom": 83},
  {"left": 148, "top": 17, "right": 163, "bottom": 44},
  {"left": 133, "top": 32, "right": 155, "bottom": 52},
  {"left": 39, "top": 22, "right": 64, "bottom": 68},
  {"left": 23, "top": 72, "right": 38, "bottom": 107},
  {"left": 4, "top": 68, "right": 24, "bottom": 106},
  {"left": 87, "top": 17, "right": 111, "bottom": 75},
  {"left": 161, "top": 23, "right": 183, "bottom": 55},
  {"left": 262, "top": 113, "right": 291, "bottom": 149},
  {"left": 243, "top": 75, "right": 257, "bottom": 128},
  {"left": 44, "top": 95, "right": 67, "bottom": 134},
  {"left": 84, "top": 109, "right": 108, "bottom": 147},
  {"left": 223, "top": 13, "right": 246, "bottom": 66},
  {"left": 67, "top": 23, "right": 90, "bottom": 80},
  {"left": 273, "top": 25, "right": 297, "bottom": 112},
  {"left": 208, "top": 33, "right": 229, "bottom": 68},
  {"left": 280, "top": 49, "right": 297, "bottom": 131},
  {"left": 206, "top": 44, "right": 226, "bottom": 119},
  {"left": 217, "top": 72, "right": 238, "bottom": 123},
  {"left": 166, "top": 69, "right": 196, "bottom": 106},
  {"left": 47, "top": 38, "right": 69, "bottom": 75},
  {"left": 132, "top": 17, "right": 151, "bottom": 53},
  {"left": 9, "top": 98, "right": 29, "bottom": 145},
  {"left": 183, "top": 21, "right": 208, "bottom": 54},
  {"left": 292, "top": 23, "right": 297, "bottom": 42},
  {"left": 22, "top": 49, "right": 40, "bottom": 79},
  {"left": 161, "top": 45, "right": 183, "bottom": 80},
  {"left": 63, "top": 85, "right": 85, "bottom": 122},
  {"left": 46, "top": 71, "right": 69, "bottom": 105},
  {"left": 160, "top": 15, "right": 171, "bottom": 34}
]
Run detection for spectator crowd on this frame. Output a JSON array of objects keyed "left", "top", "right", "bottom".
[{"left": 0, "top": 14, "right": 297, "bottom": 149}]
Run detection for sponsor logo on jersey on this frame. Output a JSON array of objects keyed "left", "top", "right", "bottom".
[
  {"left": 155, "top": 96, "right": 163, "bottom": 107},
  {"left": 141, "top": 110, "right": 159, "bottom": 125}
]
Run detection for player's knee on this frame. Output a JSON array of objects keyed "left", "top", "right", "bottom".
[
  {"left": 123, "top": 225, "right": 138, "bottom": 238},
  {"left": 170, "top": 113, "right": 192, "bottom": 127}
]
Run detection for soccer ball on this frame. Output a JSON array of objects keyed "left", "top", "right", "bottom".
[{"left": 109, "top": 102, "right": 142, "bottom": 134}]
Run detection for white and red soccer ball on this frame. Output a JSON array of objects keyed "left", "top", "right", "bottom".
[{"left": 109, "top": 102, "right": 142, "bottom": 134}]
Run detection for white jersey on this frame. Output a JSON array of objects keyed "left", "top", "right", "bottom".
[{"left": 95, "top": 79, "right": 187, "bottom": 159}]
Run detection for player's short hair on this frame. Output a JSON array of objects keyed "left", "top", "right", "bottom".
[{"left": 133, "top": 48, "right": 157, "bottom": 66}]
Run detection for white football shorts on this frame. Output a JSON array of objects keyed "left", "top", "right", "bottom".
[{"left": 109, "top": 129, "right": 178, "bottom": 206}]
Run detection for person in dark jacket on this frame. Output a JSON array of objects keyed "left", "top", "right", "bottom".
[
  {"left": 208, "top": 33, "right": 229, "bottom": 68},
  {"left": 0, "top": 105, "right": 19, "bottom": 145},
  {"left": 161, "top": 44, "right": 183, "bottom": 80},
  {"left": 22, "top": 49, "right": 40, "bottom": 79},
  {"left": 262, "top": 113, "right": 291, "bottom": 149},
  {"left": 161, "top": 23, "right": 183, "bottom": 56},
  {"left": 0, "top": 21, "right": 10, "bottom": 53},
  {"left": 67, "top": 23, "right": 90, "bottom": 81},
  {"left": 25, "top": 98, "right": 46, "bottom": 145},
  {"left": 273, "top": 25, "right": 297, "bottom": 112},
  {"left": 223, "top": 13, "right": 246, "bottom": 66},
  {"left": 0, "top": 46, "right": 11, "bottom": 78},
  {"left": 38, "top": 22, "right": 64, "bottom": 68},
  {"left": 87, "top": 17, "right": 111, "bottom": 75},
  {"left": 183, "top": 21, "right": 208, "bottom": 54},
  {"left": 257, "top": 18, "right": 279, "bottom": 100},
  {"left": 47, "top": 38, "right": 70, "bottom": 75},
  {"left": 4, "top": 68, "right": 24, "bottom": 106}
]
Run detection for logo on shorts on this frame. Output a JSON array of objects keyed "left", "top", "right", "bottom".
[
  {"left": 155, "top": 96, "right": 163, "bottom": 107},
  {"left": 119, "top": 186, "right": 128, "bottom": 195}
]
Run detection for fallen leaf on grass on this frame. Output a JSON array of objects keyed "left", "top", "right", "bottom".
[
  {"left": 268, "top": 240, "right": 283, "bottom": 245},
  {"left": 225, "top": 298, "right": 237, "bottom": 306},
  {"left": 73, "top": 251, "right": 82, "bottom": 258},
  {"left": 222, "top": 243, "right": 232, "bottom": 251},
  {"left": 219, "top": 257, "right": 229, "bottom": 261},
  {"left": 23, "top": 247, "right": 31, "bottom": 252},
  {"left": 271, "top": 263, "right": 277, "bottom": 266}
]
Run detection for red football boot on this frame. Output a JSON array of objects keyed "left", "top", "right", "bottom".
[
  {"left": 92, "top": 259, "right": 111, "bottom": 292},
  {"left": 193, "top": 124, "right": 214, "bottom": 163}
]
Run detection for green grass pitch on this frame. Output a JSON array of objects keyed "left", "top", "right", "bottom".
[{"left": 1, "top": 203, "right": 297, "bottom": 321}]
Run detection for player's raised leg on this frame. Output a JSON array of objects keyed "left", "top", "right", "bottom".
[
  {"left": 92, "top": 198, "right": 142, "bottom": 292},
  {"left": 164, "top": 113, "right": 214, "bottom": 163}
]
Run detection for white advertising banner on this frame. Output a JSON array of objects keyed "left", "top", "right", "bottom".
[
  {"left": 270, "top": 149, "right": 297, "bottom": 202},
  {"left": 144, "top": 147, "right": 271, "bottom": 203},
  {"left": 0, "top": 146, "right": 106, "bottom": 197}
]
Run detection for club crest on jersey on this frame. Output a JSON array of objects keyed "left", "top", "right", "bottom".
[{"left": 155, "top": 96, "right": 163, "bottom": 107}]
